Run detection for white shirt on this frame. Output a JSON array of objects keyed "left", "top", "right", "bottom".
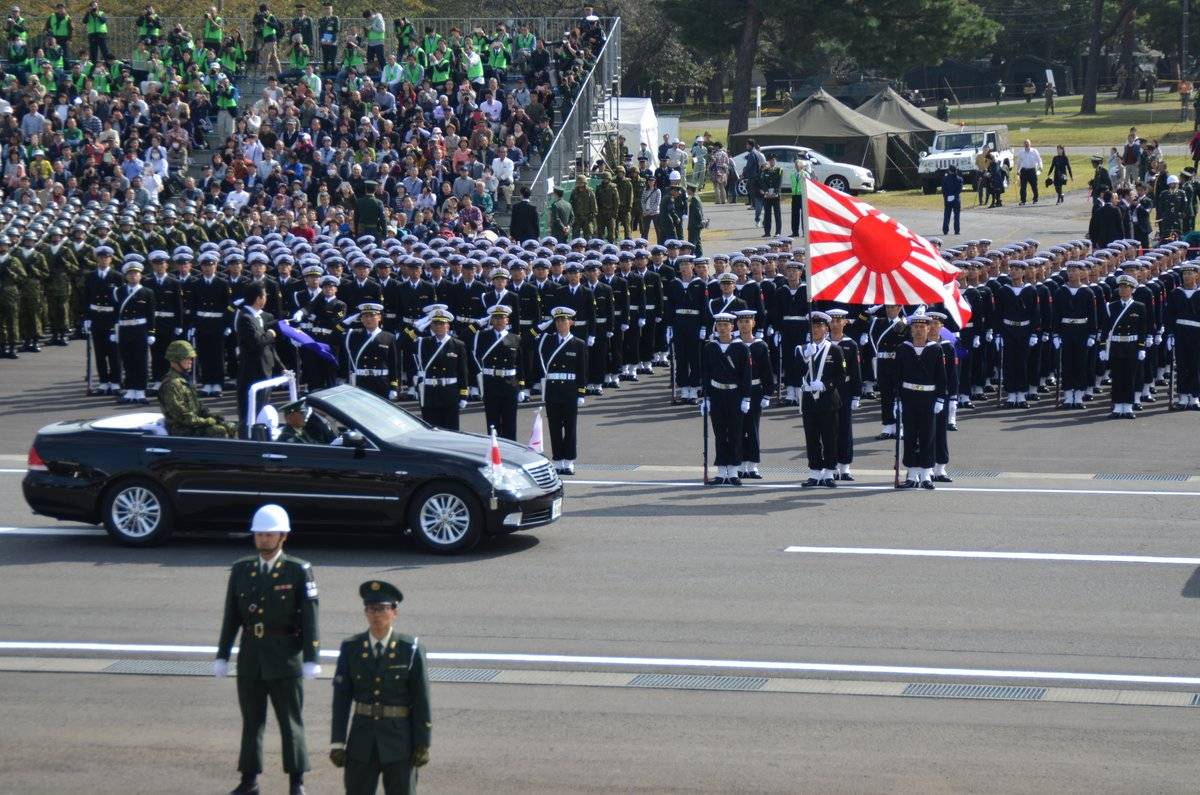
[
  {"left": 368, "top": 628, "right": 393, "bottom": 656},
  {"left": 1016, "top": 148, "right": 1042, "bottom": 170},
  {"left": 257, "top": 548, "right": 283, "bottom": 572},
  {"left": 227, "top": 189, "right": 251, "bottom": 210},
  {"left": 480, "top": 98, "right": 502, "bottom": 121},
  {"left": 490, "top": 156, "right": 514, "bottom": 182}
]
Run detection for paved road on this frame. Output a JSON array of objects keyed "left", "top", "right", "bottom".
[{"left": 1, "top": 338, "right": 1199, "bottom": 792}]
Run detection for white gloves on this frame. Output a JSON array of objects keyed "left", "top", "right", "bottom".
[
  {"left": 699, "top": 327, "right": 706, "bottom": 339},
  {"left": 994, "top": 337, "right": 1004, "bottom": 350},
  {"left": 518, "top": 390, "right": 528, "bottom": 402},
  {"left": 760, "top": 397, "right": 770, "bottom": 409},
  {"left": 174, "top": 327, "right": 183, "bottom": 335},
  {"left": 1028, "top": 334, "right": 1038, "bottom": 346},
  {"left": 83, "top": 319, "right": 91, "bottom": 333},
  {"left": 773, "top": 332, "right": 781, "bottom": 346},
  {"left": 638, "top": 318, "right": 646, "bottom": 327},
  {"left": 224, "top": 327, "right": 232, "bottom": 336},
  {"left": 387, "top": 389, "right": 398, "bottom": 400},
  {"left": 212, "top": 659, "right": 229, "bottom": 678},
  {"left": 291, "top": 309, "right": 305, "bottom": 322},
  {"left": 858, "top": 333, "right": 868, "bottom": 345},
  {"left": 1137, "top": 349, "right": 1146, "bottom": 361},
  {"left": 302, "top": 662, "right": 321, "bottom": 680},
  {"left": 1051, "top": 335, "right": 1061, "bottom": 349},
  {"left": 665, "top": 327, "right": 673, "bottom": 344},
  {"left": 1099, "top": 348, "right": 1109, "bottom": 362},
  {"left": 108, "top": 332, "right": 117, "bottom": 343},
  {"left": 850, "top": 397, "right": 860, "bottom": 410},
  {"left": 802, "top": 342, "right": 816, "bottom": 357},
  {"left": 933, "top": 398, "right": 944, "bottom": 414},
  {"left": 1086, "top": 336, "right": 1096, "bottom": 348},
  {"left": 621, "top": 323, "right": 629, "bottom": 331},
  {"left": 808, "top": 379, "right": 825, "bottom": 392},
  {"left": 740, "top": 397, "right": 750, "bottom": 414},
  {"left": 576, "top": 396, "right": 585, "bottom": 407},
  {"left": 1167, "top": 335, "right": 1175, "bottom": 351},
  {"left": 147, "top": 335, "right": 156, "bottom": 346},
  {"left": 606, "top": 331, "right": 613, "bottom": 338},
  {"left": 699, "top": 398, "right": 709, "bottom": 415},
  {"left": 985, "top": 329, "right": 994, "bottom": 342},
  {"left": 972, "top": 336, "right": 980, "bottom": 349},
  {"left": 1041, "top": 333, "right": 1050, "bottom": 343},
  {"left": 587, "top": 335, "right": 595, "bottom": 347},
  {"left": 458, "top": 399, "right": 467, "bottom": 409}
]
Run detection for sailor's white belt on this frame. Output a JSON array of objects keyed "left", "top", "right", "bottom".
[
  {"left": 119, "top": 318, "right": 148, "bottom": 326},
  {"left": 1109, "top": 334, "right": 1139, "bottom": 342},
  {"left": 875, "top": 352, "right": 896, "bottom": 359},
  {"left": 644, "top": 303, "right": 657, "bottom": 309},
  {"left": 674, "top": 308, "right": 699, "bottom": 315},
  {"left": 310, "top": 327, "right": 334, "bottom": 335},
  {"left": 781, "top": 315, "right": 808, "bottom": 321},
  {"left": 483, "top": 368, "right": 517, "bottom": 376},
  {"left": 195, "top": 310, "right": 224, "bottom": 318},
  {"left": 593, "top": 318, "right": 607, "bottom": 324},
  {"left": 455, "top": 315, "right": 474, "bottom": 323},
  {"left": 963, "top": 322, "right": 974, "bottom": 328},
  {"left": 545, "top": 373, "right": 575, "bottom": 381},
  {"left": 1177, "top": 318, "right": 1200, "bottom": 328},
  {"left": 709, "top": 382, "right": 739, "bottom": 390},
  {"left": 1061, "top": 318, "right": 1089, "bottom": 324},
  {"left": 403, "top": 317, "right": 417, "bottom": 325},
  {"left": 572, "top": 320, "right": 588, "bottom": 326},
  {"left": 299, "top": 323, "right": 313, "bottom": 330},
  {"left": 1002, "top": 318, "right": 1031, "bottom": 326},
  {"left": 750, "top": 378, "right": 762, "bottom": 385},
  {"left": 89, "top": 304, "right": 114, "bottom": 312},
  {"left": 902, "top": 382, "right": 936, "bottom": 392},
  {"left": 384, "top": 312, "right": 397, "bottom": 319},
  {"left": 155, "top": 311, "right": 176, "bottom": 318},
  {"left": 423, "top": 377, "right": 458, "bottom": 386},
  {"left": 355, "top": 368, "right": 389, "bottom": 376}
]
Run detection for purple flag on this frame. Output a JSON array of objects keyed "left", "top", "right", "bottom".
[{"left": 277, "top": 320, "right": 339, "bottom": 366}]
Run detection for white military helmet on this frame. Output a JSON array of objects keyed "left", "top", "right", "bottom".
[{"left": 250, "top": 504, "right": 291, "bottom": 534}]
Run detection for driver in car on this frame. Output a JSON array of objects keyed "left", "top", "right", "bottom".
[
  {"left": 278, "top": 401, "right": 317, "bottom": 444},
  {"left": 159, "top": 340, "right": 239, "bottom": 437}
]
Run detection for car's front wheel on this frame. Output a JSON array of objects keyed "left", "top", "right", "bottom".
[
  {"left": 102, "top": 479, "right": 174, "bottom": 546},
  {"left": 824, "top": 174, "right": 851, "bottom": 193},
  {"left": 407, "top": 482, "right": 483, "bottom": 554}
]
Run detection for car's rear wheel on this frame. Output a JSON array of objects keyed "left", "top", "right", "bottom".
[
  {"left": 735, "top": 177, "right": 749, "bottom": 197},
  {"left": 824, "top": 174, "right": 851, "bottom": 193},
  {"left": 102, "top": 479, "right": 174, "bottom": 546},
  {"left": 407, "top": 482, "right": 483, "bottom": 554}
]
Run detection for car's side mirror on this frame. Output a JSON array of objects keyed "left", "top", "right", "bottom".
[{"left": 341, "top": 430, "right": 366, "bottom": 449}]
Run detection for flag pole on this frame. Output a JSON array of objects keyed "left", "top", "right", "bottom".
[{"left": 799, "top": 163, "right": 810, "bottom": 288}]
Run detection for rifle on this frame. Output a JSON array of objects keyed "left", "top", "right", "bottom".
[
  {"left": 700, "top": 341, "right": 709, "bottom": 484},
  {"left": 669, "top": 337, "right": 678, "bottom": 405},
  {"left": 893, "top": 398, "right": 902, "bottom": 487},
  {"left": 775, "top": 334, "right": 783, "bottom": 404},
  {"left": 1055, "top": 345, "right": 1062, "bottom": 407},
  {"left": 996, "top": 338, "right": 1004, "bottom": 408},
  {"left": 1168, "top": 346, "right": 1178, "bottom": 411},
  {"left": 85, "top": 330, "right": 93, "bottom": 395}
]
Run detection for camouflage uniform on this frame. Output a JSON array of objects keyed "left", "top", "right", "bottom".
[
  {"left": 615, "top": 170, "right": 635, "bottom": 239},
  {"left": 571, "top": 177, "right": 598, "bottom": 238},
  {"left": 15, "top": 243, "right": 47, "bottom": 348},
  {"left": 158, "top": 368, "right": 238, "bottom": 437},
  {"left": 595, "top": 172, "right": 620, "bottom": 242},
  {"left": 41, "top": 240, "right": 78, "bottom": 342},
  {"left": 1157, "top": 187, "right": 1189, "bottom": 239},
  {"left": 0, "top": 249, "right": 26, "bottom": 356}
]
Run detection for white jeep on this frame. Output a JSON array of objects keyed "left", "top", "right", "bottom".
[{"left": 918, "top": 125, "right": 1012, "bottom": 194}]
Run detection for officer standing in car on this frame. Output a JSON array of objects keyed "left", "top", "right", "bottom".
[
  {"left": 214, "top": 504, "right": 321, "bottom": 795},
  {"left": 329, "top": 580, "right": 431, "bottom": 795}
]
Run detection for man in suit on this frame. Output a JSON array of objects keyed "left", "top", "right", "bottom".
[
  {"left": 509, "top": 185, "right": 540, "bottom": 242},
  {"left": 329, "top": 580, "right": 431, "bottom": 795},
  {"left": 237, "top": 281, "right": 281, "bottom": 432},
  {"left": 214, "top": 505, "right": 321, "bottom": 795}
]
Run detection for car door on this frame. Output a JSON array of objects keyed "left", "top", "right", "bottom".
[
  {"left": 253, "top": 437, "right": 407, "bottom": 528},
  {"left": 143, "top": 435, "right": 271, "bottom": 525}
]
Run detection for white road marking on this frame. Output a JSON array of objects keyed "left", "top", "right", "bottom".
[
  {"left": 783, "top": 546, "right": 1200, "bottom": 566},
  {"left": 568, "top": 479, "right": 1200, "bottom": 498},
  {"left": 2, "top": 640, "right": 1200, "bottom": 687},
  {"left": 0, "top": 526, "right": 106, "bottom": 537},
  {"left": 0, "top": 468, "right": 26, "bottom": 473}
]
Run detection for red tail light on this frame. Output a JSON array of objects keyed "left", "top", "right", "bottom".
[{"left": 27, "top": 446, "right": 47, "bottom": 471}]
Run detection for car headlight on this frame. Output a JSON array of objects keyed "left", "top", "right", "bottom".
[{"left": 480, "top": 463, "right": 538, "bottom": 492}]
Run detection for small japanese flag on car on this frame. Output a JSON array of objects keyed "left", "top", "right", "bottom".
[
  {"left": 528, "top": 407, "right": 544, "bottom": 454},
  {"left": 489, "top": 428, "right": 503, "bottom": 484}
]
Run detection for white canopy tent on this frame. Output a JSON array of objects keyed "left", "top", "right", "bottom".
[{"left": 592, "top": 97, "right": 661, "bottom": 168}]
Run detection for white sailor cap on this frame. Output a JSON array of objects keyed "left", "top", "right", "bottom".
[
  {"left": 488, "top": 304, "right": 513, "bottom": 317},
  {"left": 826, "top": 308, "right": 849, "bottom": 319},
  {"left": 734, "top": 309, "right": 757, "bottom": 319},
  {"left": 1116, "top": 274, "right": 1138, "bottom": 287},
  {"left": 357, "top": 302, "right": 384, "bottom": 313},
  {"left": 717, "top": 272, "right": 738, "bottom": 284},
  {"left": 122, "top": 261, "right": 144, "bottom": 273},
  {"left": 809, "top": 310, "right": 831, "bottom": 324},
  {"left": 302, "top": 264, "right": 324, "bottom": 277},
  {"left": 426, "top": 306, "right": 455, "bottom": 323},
  {"left": 711, "top": 312, "right": 736, "bottom": 323},
  {"left": 319, "top": 275, "right": 340, "bottom": 286},
  {"left": 551, "top": 306, "right": 577, "bottom": 320}
]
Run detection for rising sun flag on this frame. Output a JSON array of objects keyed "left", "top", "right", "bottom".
[{"left": 801, "top": 177, "right": 972, "bottom": 328}]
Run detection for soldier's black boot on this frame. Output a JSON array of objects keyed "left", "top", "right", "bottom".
[
  {"left": 288, "top": 773, "right": 305, "bottom": 795},
  {"left": 3, "top": 344, "right": 16, "bottom": 359},
  {"left": 229, "top": 774, "right": 259, "bottom": 795}
]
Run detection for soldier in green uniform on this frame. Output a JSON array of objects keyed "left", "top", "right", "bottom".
[
  {"left": 615, "top": 168, "right": 634, "bottom": 240},
  {"left": 570, "top": 174, "right": 597, "bottom": 238},
  {"left": 158, "top": 340, "right": 239, "bottom": 436},
  {"left": 594, "top": 171, "right": 619, "bottom": 242},
  {"left": 15, "top": 230, "right": 47, "bottom": 352},
  {"left": 1181, "top": 169, "right": 1198, "bottom": 232},
  {"left": 0, "top": 234, "right": 26, "bottom": 358},
  {"left": 1157, "top": 174, "right": 1189, "bottom": 240},
  {"left": 329, "top": 580, "right": 431, "bottom": 795},
  {"left": 278, "top": 401, "right": 316, "bottom": 443},
  {"left": 41, "top": 225, "right": 78, "bottom": 346},
  {"left": 665, "top": 182, "right": 686, "bottom": 241},
  {"left": 757, "top": 153, "right": 784, "bottom": 237},
  {"left": 355, "top": 180, "right": 386, "bottom": 241},
  {"left": 686, "top": 183, "right": 706, "bottom": 256},
  {"left": 215, "top": 504, "right": 321, "bottom": 795},
  {"left": 548, "top": 186, "right": 574, "bottom": 240}
]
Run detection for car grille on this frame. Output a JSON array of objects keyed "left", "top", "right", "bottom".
[
  {"left": 520, "top": 507, "right": 553, "bottom": 526},
  {"left": 524, "top": 460, "right": 561, "bottom": 491}
]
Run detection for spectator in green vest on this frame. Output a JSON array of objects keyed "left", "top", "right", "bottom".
[
  {"left": 202, "top": 6, "right": 223, "bottom": 49},
  {"left": 364, "top": 8, "right": 385, "bottom": 73},
  {"left": 252, "top": 3, "right": 282, "bottom": 75},
  {"left": 6, "top": 6, "right": 27, "bottom": 44},
  {"left": 83, "top": 0, "right": 111, "bottom": 63},
  {"left": 486, "top": 39, "right": 508, "bottom": 83},
  {"left": 43, "top": 2, "right": 71, "bottom": 51},
  {"left": 280, "top": 34, "right": 309, "bottom": 81}
]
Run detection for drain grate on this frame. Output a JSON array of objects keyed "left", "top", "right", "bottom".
[
  {"left": 577, "top": 463, "right": 640, "bottom": 471},
  {"left": 105, "top": 660, "right": 216, "bottom": 676},
  {"left": 628, "top": 673, "right": 768, "bottom": 692},
  {"left": 902, "top": 683, "right": 1046, "bottom": 701},
  {"left": 428, "top": 667, "right": 499, "bottom": 683},
  {"left": 756, "top": 466, "right": 809, "bottom": 475},
  {"left": 1094, "top": 472, "right": 1191, "bottom": 482},
  {"left": 947, "top": 468, "right": 1000, "bottom": 479}
]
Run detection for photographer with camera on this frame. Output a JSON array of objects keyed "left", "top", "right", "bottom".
[
  {"left": 253, "top": 3, "right": 282, "bottom": 76},
  {"left": 83, "top": 0, "right": 111, "bottom": 62}
]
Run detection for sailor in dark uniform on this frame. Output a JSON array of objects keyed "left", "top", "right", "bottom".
[
  {"left": 868, "top": 304, "right": 908, "bottom": 438},
  {"left": 993, "top": 259, "right": 1040, "bottom": 407},
  {"left": 1099, "top": 273, "right": 1148, "bottom": 418},
  {"left": 304, "top": 275, "right": 347, "bottom": 390},
  {"left": 342, "top": 303, "right": 399, "bottom": 399},
  {"left": 826, "top": 309, "right": 862, "bottom": 481},
  {"left": 473, "top": 304, "right": 524, "bottom": 440},
  {"left": 189, "top": 250, "right": 232, "bottom": 396},
  {"left": 735, "top": 309, "right": 774, "bottom": 480},
  {"left": 701, "top": 312, "right": 751, "bottom": 486},
  {"left": 771, "top": 261, "right": 809, "bottom": 406},
  {"left": 538, "top": 306, "right": 589, "bottom": 474},
  {"left": 414, "top": 305, "right": 469, "bottom": 430},
  {"left": 927, "top": 311, "right": 957, "bottom": 482},
  {"left": 797, "top": 311, "right": 847, "bottom": 487},
  {"left": 1165, "top": 261, "right": 1200, "bottom": 408},
  {"left": 82, "top": 244, "right": 124, "bottom": 394},
  {"left": 114, "top": 259, "right": 156, "bottom": 404},
  {"left": 895, "top": 310, "right": 947, "bottom": 489},
  {"left": 1053, "top": 261, "right": 1099, "bottom": 408},
  {"left": 145, "top": 249, "right": 183, "bottom": 394}
]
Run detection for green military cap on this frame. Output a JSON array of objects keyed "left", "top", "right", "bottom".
[
  {"left": 360, "top": 580, "right": 403, "bottom": 605},
  {"left": 165, "top": 340, "right": 197, "bottom": 361}
]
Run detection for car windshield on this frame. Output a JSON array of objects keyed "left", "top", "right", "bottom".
[
  {"left": 318, "top": 388, "right": 427, "bottom": 442},
  {"left": 933, "top": 132, "right": 986, "bottom": 151}
]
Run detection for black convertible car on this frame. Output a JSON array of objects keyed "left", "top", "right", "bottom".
[{"left": 22, "top": 385, "right": 563, "bottom": 553}]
